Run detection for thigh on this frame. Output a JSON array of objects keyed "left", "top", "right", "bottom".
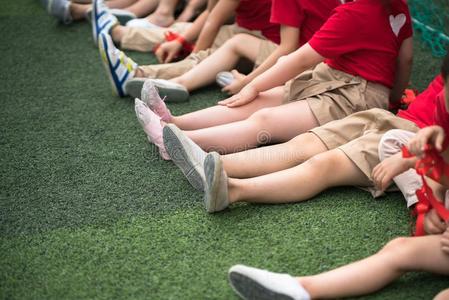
[
  {"left": 250, "top": 99, "right": 320, "bottom": 144},
  {"left": 174, "top": 86, "right": 285, "bottom": 130},
  {"left": 231, "top": 34, "right": 266, "bottom": 63}
]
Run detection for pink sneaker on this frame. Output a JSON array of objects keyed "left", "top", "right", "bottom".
[
  {"left": 141, "top": 79, "right": 172, "bottom": 123},
  {"left": 134, "top": 98, "right": 170, "bottom": 160}
]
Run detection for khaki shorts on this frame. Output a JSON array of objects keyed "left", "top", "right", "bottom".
[
  {"left": 310, "top": 108, "right": 420, "bottom": 194},
  {"left": 284, "top": 63, "right": 391, "bottom": 125},
  {"left": 139, "top": 24, "right": 277, "bottom": 79},
  {"left": 121, "top": 22, "right": 192, "bottom": 52}
]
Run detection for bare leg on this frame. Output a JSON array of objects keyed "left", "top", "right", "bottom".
[
  {"left": 172, "top": 34, "right": 261, "bottom": 91},
  {"left": 228, "top": 149, "right": 370, "bottom": 204},
  {"left": 106, "top": 0, "right": 139, "bottom": 9},
  {"left": 145, "top": 0, "right": 178, "bottom": 27},
  {"left": 110, "top": 24, "right": 127, "bottom": 43},
  {"left": 222, "top": 133, "right": 328, "bottom": 178},
  {"left": 69, "top": 3, "right": 91, "bottom": 20},
  {"left": 125, "top": 0, "right": 159, "bottom": 17},
  {"left": 184, "top": 96, "right": 319, "bottom": 153},
  {"left": 435, "top": 288, "right": 449, "bottom": 300},
  {"left": 176, "top": 0, "right": 206, "bottom": 22},
  {"left": 171, "top": 87, "right": 285, "bottom": 130},
  {"left": 298, "top": 235, "right": 449, "bottom": 299}
]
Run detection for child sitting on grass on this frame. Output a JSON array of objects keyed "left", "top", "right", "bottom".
[
  {"left": 96, "top": 0, "right": 281, "bottom": 98},
  {"left": 226, "top": 79, "right": 449, "bottom": 299},
  {"left": 135, "top": 0, "right": 413, "bottom": 162}
]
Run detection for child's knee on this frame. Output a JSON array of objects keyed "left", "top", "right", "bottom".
[
  {"left": 434, "top": 288, "right": 449, "bottom": 300},
  {"left": 248, "top": 107, "right": 274, "bottom": 126}
]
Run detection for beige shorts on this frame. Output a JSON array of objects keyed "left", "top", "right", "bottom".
[
  {"left": 139, "top": 24, "right": 277, "bottom": 79},
  {"left": 311, "top": 108, "right": 420, "bottom": 194},
  {"left": 284, "top": 63, "right": 391, "bottom": 126},
  {"left": 121, "top": 22, "right": 192, "bottom": 52}
]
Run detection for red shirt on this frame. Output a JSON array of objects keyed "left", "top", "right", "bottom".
[
  {"left": 397, "top": 75, "right": 445, "bottom": 128},
  {"left": 270, "top": 0, "right": 342, "bottom": 47},
  {"left": 236, "top": 0, "right": 280, "bottom": 44},
  {"left": 308, "top": 0, "right": 413, "bottom": 88},
  {"left": 434, "top": 90, "right": 449, "bottom": 149}
]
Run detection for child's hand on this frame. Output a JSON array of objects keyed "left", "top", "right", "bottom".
[
  {"left": 155, "top": 40, "right": 183, "bottom": 63},
  {"left": 222, "top": 70, "right": 247, "bottom": 95},
  {"left": 372, "top": 153, "right": 412, "bottom": 192},
  {"left": 408, "top": 126, "right": 445, "bottom": 157},
  {"left": 424, "top": 209, "right": 447, "bottom": 235},
  {"left": 441, "top": 226, "right": 449, "bottom": 254},
  {"left": 218, "top": 85, "right": 258, "bottom": 107}
]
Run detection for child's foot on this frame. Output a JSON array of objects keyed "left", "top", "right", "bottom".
[
  {"left": 203, "top": 152, "right": 229, "bottom": 213},
  {"left": 216, "top": 71, "right": 235, "bottom": 88},
  {"left": 98, "top": 32, "right": 137, "bottom": 97},
  {"left": 163, "top": 124, "right": 207, "bottom": 191},
  {"left": 228, "top": 265, "right": 311, "bottom": 300},
  {"left": 86, "top": 8, "right": 135, "bottom": 24},
  {"left": 141, "top": 80, "right": 172, "bottom": 122},
  {"left": 44, "top": 0, "right": 72, "bottom": 24},
  {"left": 92, "top": 0, "right": 118, "bottom": 45},
  {"left": 125, "top": 78, "right": 189, "bottom": 103},
  {"left": 125, "top": 18, "right": 162, "bottom": 29},
  {"left": 135, "top": 98, "right": 170, "bottom": 160}
]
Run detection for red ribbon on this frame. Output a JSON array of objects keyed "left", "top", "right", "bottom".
[
  {"left": 152, "top": 31, "right": 195, "bottom": 58},
  {"left": 402, "top": 146, "right": 449, "bottom": 236}
]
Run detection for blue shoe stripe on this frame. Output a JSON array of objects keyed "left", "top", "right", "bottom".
[
  {"left": 112, "top": 59, "right": 120, "bottom": 70},
  {"left": 119, "top": 71, "right": 130, "bottom": 85},
  {"left": 98, "top": 19, "right": 111, "bottom": 35},
  {"left": 101, "top": 35, "right": 125, "bottom": 97}
]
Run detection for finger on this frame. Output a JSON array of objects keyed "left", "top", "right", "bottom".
[
  {"left": 425, "top": 222, "right": 439, "bottom": 235},
  {"left": 231, "top": 69, "right": 244, "bottom": 79},
  {"left": 218, "top": 97, "right": 237, "bottom": 105},
  {"left": 442, "top": 246, "right": 449, "bottom": 255},
  {"left": 227, "top": 98, "right": 247, "bottom": 108},
  {"left": 435, "top": 132, "right": 445, "bottom": 152}
]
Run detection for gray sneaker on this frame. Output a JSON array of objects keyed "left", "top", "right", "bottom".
[
  {"left": 125, "top": 78, "right": 189, "bottom": 102},
  {"left": 203, "top": 152, "right": 229, "bottom": 213},
  {"left": 163, "top": 124, "right": 206, "bottom": 191},
  {"left": 44, "top": 0, "right": 72, "bottom": 24}
]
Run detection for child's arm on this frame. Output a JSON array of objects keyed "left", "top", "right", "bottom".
[
  {"left": 155, "top": 10, "right": 209, "bottom": 63},
  {"left": 219, "top": 43, "right": 324, "bottom": 107},
  {"left": 388, "top": 37, "right": 413, "bottom": 106},
  {"left": 193, "top": 0, "right": 239, "bottom": 52},
  {"left": 222, "top": 25, "right": 300, "bottom": 95}
]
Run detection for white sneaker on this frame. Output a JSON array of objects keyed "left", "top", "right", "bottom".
[
  {"left": 203, "top": 152, "right": 229, "bottom": 213},
  {"left": 98, "top": 32, "right": 137, "bottom": 97},
  {"left": 216, "top": 71, "right": 235, "bottom": 88},
  {"left": 163, "top": 124, "right": 206, "bottom": 191},
  {"left": 126, "top": 18, "right": 161, "bottom": 29},
  {"left": 229, "top": 265, "right": 311, "bottom": 300},
  {"left": 125, "top": 78, "right": 189, "bottom": 103},
  {"left": 92, "top": 0, "right": 118, "bottom": 45}
]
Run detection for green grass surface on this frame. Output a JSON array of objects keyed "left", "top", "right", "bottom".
[{"left": 1, "top": 1, "right": 448, "bottom": 299}]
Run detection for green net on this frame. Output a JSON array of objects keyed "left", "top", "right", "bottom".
[{"left": 408, "top": 0, "right": 449, "bottom": 57}]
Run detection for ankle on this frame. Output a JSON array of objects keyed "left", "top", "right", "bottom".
[
  {"left": 135, "top": 68, "right": 144, "bottom": 78},
  {"left": 111, "top": 25, "right": 124, "bottom": 43},
  {"left": 228, "top": 178, "right": 240, "bottom": 204}
]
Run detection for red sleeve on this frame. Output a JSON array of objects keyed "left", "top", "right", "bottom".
[
  {"left": 308, "top": 8, "right": 358, "bottom": 58},
  {"left": 270, "top": 0, "right": 304, "bottom": 28},
  {"left": 397, "top": 3, "right": 413, "bottom": 43},
  {"left": 435, "top": 92, "right": 449, "bottom": 149}
]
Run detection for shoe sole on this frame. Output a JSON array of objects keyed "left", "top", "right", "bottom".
[
  {"left": 204, "top": 153, "right": 224, "bottom": 213},
  {"left": 229, "top": 271, "right": 295, "bottom": 300},
  {"left": 125, "top": 79, "right": 189, "bottom": 103},
  {"left": 163, "top": 125, "right": 204, "bottom": 191},
  {"left": 98, "top": 34, "right": 123, "bottom": 97}
]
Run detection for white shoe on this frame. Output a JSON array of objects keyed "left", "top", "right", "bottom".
[
  {"left": 203, "top": 152, "right": 229, "bottom": 213},
  {"left": 126, "top": 18, "right": 161, "bottom": 29},
  {"left": 98, "top": 32, "right": 137, "bottom": 97},
  {"left": 163, "top": 124, "right": 206, "bottom": 191},
  {"left": 125, "top": 78, "right": 189, "bottom": 103},
  {"left": 92, "top": 0, "right": 118, "bottom": 45},
  {"left": 216, "top": 71, "right": 235, "bottom": 88},
  {"left": 229, "top": 265, "right": 311, "bottom": 300}
]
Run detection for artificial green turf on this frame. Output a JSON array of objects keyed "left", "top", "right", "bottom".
[{"left": 1, "top": 1, "right": 448, "bottom": 299}]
